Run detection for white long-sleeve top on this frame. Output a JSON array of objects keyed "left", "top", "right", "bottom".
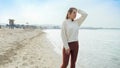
[{"left": 61, "top": 9, "right": 88, "bottom": 49}]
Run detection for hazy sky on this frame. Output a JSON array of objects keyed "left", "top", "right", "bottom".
[{"left": 0, "top": 0, "right": 120, "bottom": 27}]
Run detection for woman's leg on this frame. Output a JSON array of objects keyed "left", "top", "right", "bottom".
[
  {"left": 69, "top": 41, "right": 79, "bottom": 68},
  {"left": 61, "top": 48, "right": 70, "bottom": 68}
]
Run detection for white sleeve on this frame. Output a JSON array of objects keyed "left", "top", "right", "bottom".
[
  {"left": 75, "top": 9, "right": 88, "bottom": 26},
  {"left": 61, "top": 22, "right": 69, "bottom": 49}
]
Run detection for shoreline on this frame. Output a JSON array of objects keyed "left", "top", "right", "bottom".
[{"left": 0, "top": 28, "right": 61, "bottom": 68}]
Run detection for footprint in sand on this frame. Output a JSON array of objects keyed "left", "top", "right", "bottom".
[
  {"left": 22, "top": 62, "right": 28, "bottom": 66},
  {"left": 34, "top": 66, "right": 39, "bottom": 68},
  {"left": 38, "top": 58, "right": 41, "bottom": 60},
  {"left": 22, "top": 56, "right": 27, "bottom": 61},
  {"left": 30, "top": 61, "right": 34, "bottom": 65}
]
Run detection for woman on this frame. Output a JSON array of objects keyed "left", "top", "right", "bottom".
[{"left": 61, "top": 7, "right": 88, "bottom": 68}]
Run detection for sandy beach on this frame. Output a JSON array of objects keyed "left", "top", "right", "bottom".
[{"left": 0, "top": 28, "right": 61, "bottom": 68}]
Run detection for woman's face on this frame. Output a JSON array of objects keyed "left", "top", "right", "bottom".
[{"left": 68, "top": 9, "right": 77, "bottom": 20}]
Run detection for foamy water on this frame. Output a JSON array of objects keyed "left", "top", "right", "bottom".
[{"left": 44, "top": 29, "right": 120, "bottom": 68}]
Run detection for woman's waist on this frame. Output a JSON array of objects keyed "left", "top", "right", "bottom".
[
  {"left": 68, "top": 40, "right": 79, "bottom": 46},
  {"left": 68, "top": 40, "right": 78, "bottom": 43},
  {"left": 67, "top": 38, "right": 78, "bottom": 42}
]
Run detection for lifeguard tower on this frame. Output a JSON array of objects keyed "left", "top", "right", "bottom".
[{"left": 9, "top": 19, "right": 15, "bottom": 29}]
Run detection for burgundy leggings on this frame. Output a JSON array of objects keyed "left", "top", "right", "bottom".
[{"left": 61, "top": 41, "right": 79, "bottom": 68}]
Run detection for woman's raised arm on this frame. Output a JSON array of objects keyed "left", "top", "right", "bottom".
[{"left": 75, "top": 9, "right": 88, "bottom": 26}]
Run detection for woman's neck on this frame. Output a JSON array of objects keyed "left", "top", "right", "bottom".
[{"left": 67, "top": 18, "right": 74, "bottom": 21}]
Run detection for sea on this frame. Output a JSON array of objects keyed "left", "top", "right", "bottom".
[{"left": 44, "top": 29, "right": 120, "bottom": 68}]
